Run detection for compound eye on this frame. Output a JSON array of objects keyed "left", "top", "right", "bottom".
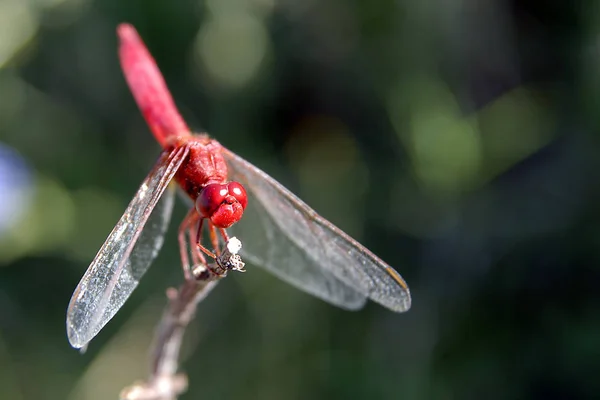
[
  {"left": 196, "top": 183, "right": 228, "bottom": 218},
  {"left": 227, "top": 181, "right": 247, "bottom": 209}
]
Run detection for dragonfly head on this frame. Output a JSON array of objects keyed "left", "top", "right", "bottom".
[{"left": 196, "top": 182, "right": 248, "bottom": 228}]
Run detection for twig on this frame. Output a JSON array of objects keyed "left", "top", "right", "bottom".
[{"left": 120, "top": 238, "right": 244, "bottom": 400}]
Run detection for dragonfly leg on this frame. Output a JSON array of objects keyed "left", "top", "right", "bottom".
[
  {"left": 188, "top": 220, "right": 200, "bottom": 265},
  {"left": 178, "top": 208, "right": 199, "bottom": 280},
  {"left": 218, "top": 227, "right": 229, "bottom": 243},
  {"left": 189, "top": 218, "right": 206, "bottom": 267},
  {"left": 195, "top": 220, "right": 217, "bottom": 260},
  {"left": 208, "top": 222, "right": 221, "bottom": 257}
]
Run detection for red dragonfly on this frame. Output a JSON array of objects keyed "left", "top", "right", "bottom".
[{"left": 66, "top": 24, "right": 411, "bottom": 349}]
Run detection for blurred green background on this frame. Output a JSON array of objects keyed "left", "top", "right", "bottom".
[{"left": 1, "top": 0, "right": 599, "bottom": 399}]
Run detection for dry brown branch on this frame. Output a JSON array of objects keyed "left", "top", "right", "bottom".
[{"left": 120, "top": 238, "right": 244, "bottom": 400}]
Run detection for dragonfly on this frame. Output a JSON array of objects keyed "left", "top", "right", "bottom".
[{"left": 66, "top": 23, "right": 411, "bottom": 349}]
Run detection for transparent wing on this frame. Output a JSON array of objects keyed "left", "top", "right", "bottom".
[
  {"left": 66, "top": 147, "right": 189, "bottom": 348},
  {"left": 223, "top": 149, "right": 411, "bottom": 312}
]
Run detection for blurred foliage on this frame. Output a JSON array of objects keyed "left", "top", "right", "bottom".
[{"left": 0, "top": 0, "right": 599, "bottom": 399}]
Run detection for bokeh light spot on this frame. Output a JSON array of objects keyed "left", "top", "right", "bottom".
[
  {"left": 0, "top": 0, "right": 38, "bottom": 67},
  {"left": 390, "top": 78, "right": 482, "bottom": 196},
  {"left": 194, "top": 13, "right": 270, "bottom": 90},
  {"left": 476, "top": 87, "right": 555, "bottom": 178},
  {"left": 0, "top": 144, "right": 32, "bottom": 237},
  {"left": 410, "top": 108, "right": 481, "bottom": 194},
  {"left": 0, "top": 174, "right": 74, "bottom": 264}
]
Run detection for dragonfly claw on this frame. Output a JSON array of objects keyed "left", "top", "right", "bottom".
[
  {"left": 215, "top": 237, "right": 245, "bottom": 273},
  {"left": 190, "top": 237, "right": 245, "bottom": 280}
]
